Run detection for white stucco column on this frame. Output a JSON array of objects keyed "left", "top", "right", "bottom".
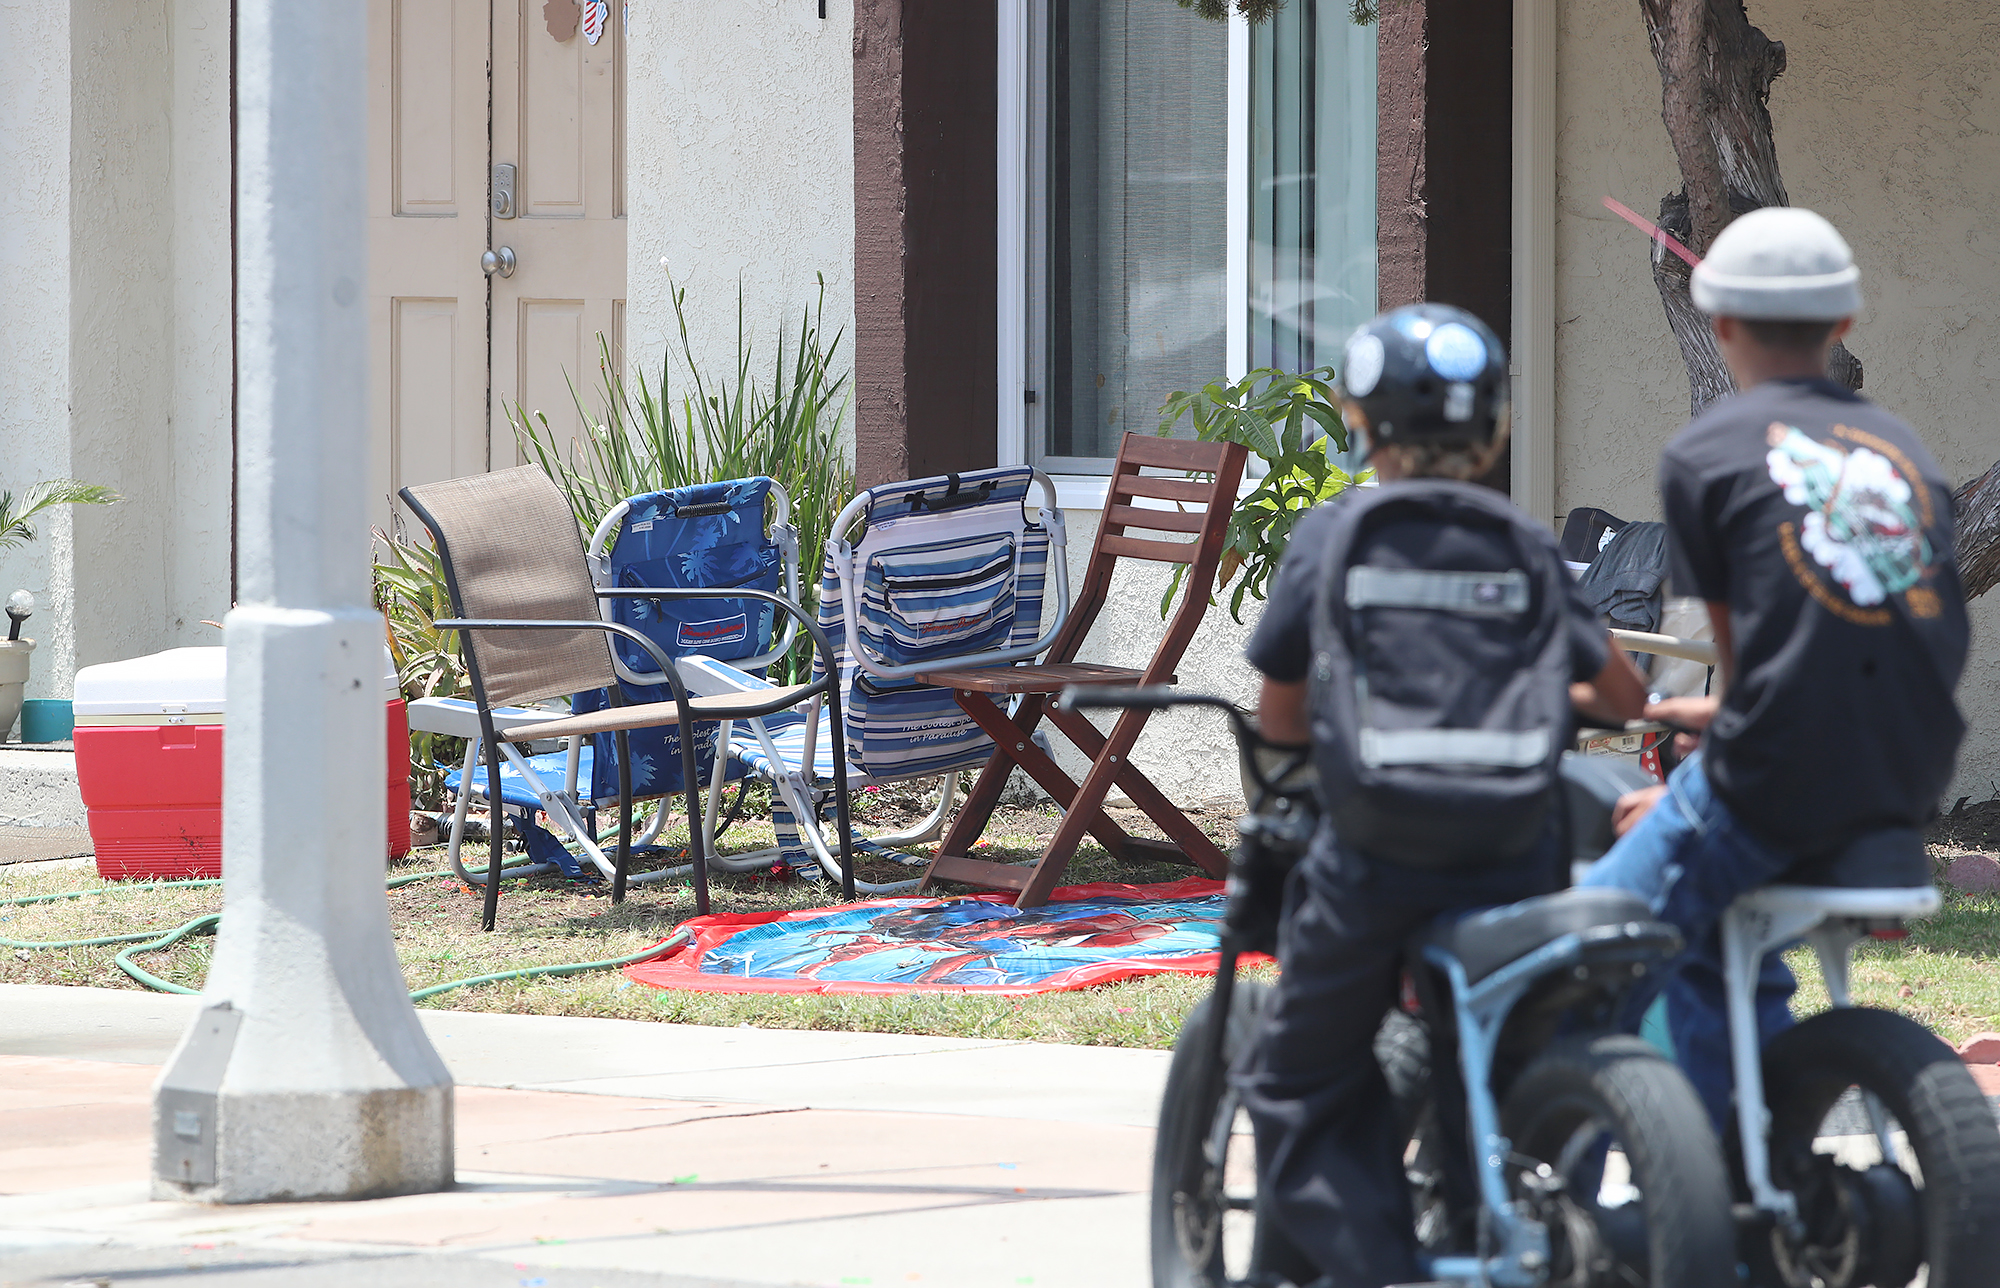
[{"left": 150, "top": 0, "right": 453, "bottom": 1203}]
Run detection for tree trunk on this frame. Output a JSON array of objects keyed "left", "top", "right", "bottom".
[
  {"left": 1636, "top": 0, "right": 1860, "bottom": 416},
  {"left": 1958, "top": 462, "right": 2000, "bottom": 600},
  {"left": 1637, "top": 0, "right": 1997, "bottom": 596}
]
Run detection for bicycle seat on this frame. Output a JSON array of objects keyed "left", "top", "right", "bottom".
[
  {"left": 1429, "top": 887, "right": 1655, "bottom": 984},
  {"left": 1779, "top": 827, "right": 1929, "bottom": 889}
]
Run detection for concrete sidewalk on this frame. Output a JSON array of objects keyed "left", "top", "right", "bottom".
[{"left": 0, "top": 985, "right": 1169, "bottom": 1288}]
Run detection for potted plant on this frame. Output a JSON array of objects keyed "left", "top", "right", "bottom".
[
  {"left": 1, "top": 480, "right": 118, "bottom": 739},
  {"left": 1155, "top": 365, "right": 1368, "bottom": 621}
]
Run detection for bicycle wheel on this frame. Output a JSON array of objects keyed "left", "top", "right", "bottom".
[
  {"left": 1755, "top": 1007, "right": 2000, "bottom": 1288},
  {"left": 1501, "top": 1034, "right": 1737, "bottom": 1288},
  {"left": 1151, "top": 981, "right": 1289, "bottom": 1288}
]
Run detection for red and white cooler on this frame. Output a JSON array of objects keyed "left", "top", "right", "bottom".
[{"left": 73, "top": 647, "right": 412, "bottom": 880}]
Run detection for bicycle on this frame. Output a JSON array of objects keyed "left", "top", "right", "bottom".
[
  {"left": 1059, "top": 685, "right": 1737, "bottom": 1288},
  {"left": 1605, "top": 630, "right": 2000, "bottom": 1288}
]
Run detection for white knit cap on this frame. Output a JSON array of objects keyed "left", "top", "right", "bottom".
[{"left": 1691, "top": 207, "right": 1863, "bottom": 321}]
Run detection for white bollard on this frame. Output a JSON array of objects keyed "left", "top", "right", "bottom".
[{"left": 151, "top": 0, "right": 453, "bottom": 1202}]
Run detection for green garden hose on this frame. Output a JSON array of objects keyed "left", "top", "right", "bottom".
[
  {"left": 4, "top": 859, "right": 685, "bottom": 1001},
  {"left": 109, "top": 914, "right": 688, "bottom": 1000},
  {"left": 112, "top": 914, "right": 220, "bottom": 993},
  {"left": 406, "top": 930, "right": 688, "bottom": 1001},
  {"left": 1, "top": 877, "right": 224, "bottom": 951}
]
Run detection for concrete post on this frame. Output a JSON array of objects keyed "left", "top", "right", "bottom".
[{"left": 150, "top": 0, "right": 454, "bottom": 1203}]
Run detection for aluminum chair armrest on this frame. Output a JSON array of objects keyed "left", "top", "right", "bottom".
[
  {"left": 436, "top": 616, "right": 703, "bottom": 717},
  {"left": 438, "top": 614, "right": 835, "bottom": 723},
  {"left": 409, "top": 695, "right": 571, "bottom": 739}
]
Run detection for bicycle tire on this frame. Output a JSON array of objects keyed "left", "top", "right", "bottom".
[
  {"left": 1502, "top": 1033, "right": 1738, "bottom": 1288},
  {"left": 1758, "top": 1006, "right": 2000, "bottom": 1288},
  {"left": 1151, "top": 980, "right": 1282, "bottom": 1288}
]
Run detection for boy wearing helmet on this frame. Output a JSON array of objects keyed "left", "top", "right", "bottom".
[
  {"left": 1576, "top": 208, "right": 1969, "bottom": 1132},
  {"left": 1235, "top": 303, "right": 1649, "bottom": 1287}
]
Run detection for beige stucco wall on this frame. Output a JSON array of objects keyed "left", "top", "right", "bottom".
[
  {"left": 0, "top": 0, "right": 77, "bottom": 702},
  {"left": 0, "top": 0, "right": 235, "bottom": 708},
  {"left": 1555, "top": 0, "right": 2000, "bottom": 807},
  {"left": 625, "top": 0, "right": 856, "bottom": 409}
]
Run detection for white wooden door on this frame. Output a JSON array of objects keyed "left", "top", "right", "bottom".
[
  {"left": 366, "top": 0, "right": 626, "bottom": 532},
  {"left": 490, "top": 2, "right": 628, "bottom": 466},
  {"left": 367, "top": 0, "right": 492, "bottom": 535}
]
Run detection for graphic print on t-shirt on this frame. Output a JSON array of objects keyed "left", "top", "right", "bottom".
[{"left": 1764, "top": 422, "right": 1939, "bottom": 620}]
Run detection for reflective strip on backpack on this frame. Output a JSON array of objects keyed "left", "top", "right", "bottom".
[
  {"left": 1358, "top": 726, "right": 1552, "bottom": 768},
  {"left": 1345, "top": 567, "right": 1529, "bottom": 615}
]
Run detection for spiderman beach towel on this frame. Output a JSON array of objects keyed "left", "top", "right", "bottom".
[{"left": 624, "top": 877, "right": 1257, "bottom": 995}]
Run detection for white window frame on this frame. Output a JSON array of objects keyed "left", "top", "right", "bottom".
[
  {"left": 1003, "top": 3, "right": 1556, "bottom": 521},
  {"left": 996, "top": 0, "right": 1251, "bottom": 513},
  {"left": 1510, "top": 0, "right": 1558, "bottom": 528}
]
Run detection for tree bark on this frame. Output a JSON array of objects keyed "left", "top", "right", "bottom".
[
  {"left": 1957, "top": 462, "right": 2000, "bottom": 600},
  {"left": 1636, "top": 0, "right": 1860, "bottom": 417},
  {"left": 1637, "top": 0, "right": 2000, "bottom": 600}
]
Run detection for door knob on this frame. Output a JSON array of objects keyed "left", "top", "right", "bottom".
[{"left": 480, "top": 246, "right": 516, "bottom": 278}]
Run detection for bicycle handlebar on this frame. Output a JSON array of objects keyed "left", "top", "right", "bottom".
[{"left": 1056, "top": 685, "right": 1314, "bottom": 809}]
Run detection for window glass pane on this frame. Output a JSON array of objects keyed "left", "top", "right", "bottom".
[
  {"left": 1250, "top": 2, "right": 1377, "bottom": 374},
  {"left": 1046, "top": 0, "right": 1227, "bottom": 463}
]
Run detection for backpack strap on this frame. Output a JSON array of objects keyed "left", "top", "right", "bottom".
[
  {"left": 1358, "top": 727, "right": 1553, "bottom": 769},
  {"left": 1345, "top": 567, "right": 1530, "bottom": 616}
]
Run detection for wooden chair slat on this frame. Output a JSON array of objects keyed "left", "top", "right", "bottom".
[
  {"left": 1105, "top": 503, "right": 1206, "bottom": 534},
  {"left": 913, "top": 662, "right": 1151, "bottom": 694},
  {"left": 1114, "top": 474, "right": 1217, "bottom": 504},
  {"left": 1114, "top": 435, "right": 1233, "bottom": 471},
  {"left": 1099, "top": 532, "right": 1197, "bottom": 564}
]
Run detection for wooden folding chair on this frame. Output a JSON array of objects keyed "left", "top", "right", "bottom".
[{"left": 916, "top": 432, "right": 1248, "bottom": 907}]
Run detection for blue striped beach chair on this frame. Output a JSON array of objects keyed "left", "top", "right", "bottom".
[{"left": 678, "top": 466, "right": 1071, "bottom": 894}]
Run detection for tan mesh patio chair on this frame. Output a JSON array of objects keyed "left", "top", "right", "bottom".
[{"left": 400, "top": 465, "right": 855, "bottom": 930}]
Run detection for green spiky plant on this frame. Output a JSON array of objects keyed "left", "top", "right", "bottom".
[
  {"left": 372, "top": 529, "right": 469, "bottom": 812},
  {"left": 512, "top": 273, "right": 855, "bottom": 684},
  {"left": 0, "top": 481, "right": 119, "bottom": 551},
  {"left": 1176, "top": 1, "right": 1376, "bottom": 24}
]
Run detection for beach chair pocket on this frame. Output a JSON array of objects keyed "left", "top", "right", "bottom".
[
  {"left": 845, "top": 675, "right": 996, "bottom": 781},
  {"left": 862, "top": 533, "right": 1020, "bottom": 667}
]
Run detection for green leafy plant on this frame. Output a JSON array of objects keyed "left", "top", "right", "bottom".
[
  {"left": 1177, "top": 1, "right": 1377, "bottom": 27},
  {"left": 512, "top": 273, "right": 855, "bottom": 684},
  {"left": 1155, "top": 366, "right": 1369, "bottom": 621},
  {"left": 0, "top": 480, "right": 119, "bottom": 550},
  {"left": 372, "top": 530, "right": 468, "bottom": 811}
]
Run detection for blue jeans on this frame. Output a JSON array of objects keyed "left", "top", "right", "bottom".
[{"left": 1577, "top": 751, "right": 1800, "bottom": 1132}]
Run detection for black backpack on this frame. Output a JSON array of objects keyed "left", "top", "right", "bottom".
[{"left": 1307, "top": 480, "right": 1576, "bottom": 868}]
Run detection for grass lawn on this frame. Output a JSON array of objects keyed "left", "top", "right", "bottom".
[
  {"left": 0, "top": 779, "right": 1261, "bottom": 1048},
  {"left": 4, "top": 784, "right": 1996, "bottom": 1048}
]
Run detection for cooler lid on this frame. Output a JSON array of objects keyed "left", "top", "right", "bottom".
[{"left": 74, "top": 645, "right": 400, "bottom": 716}]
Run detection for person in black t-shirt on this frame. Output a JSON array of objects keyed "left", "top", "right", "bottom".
[
  {"left": 1235, "top": 304, "right": 1648, "bottom": 1288},
  {"left": 1579, "top": 207, "right": 1970, "bottom": 1132}
]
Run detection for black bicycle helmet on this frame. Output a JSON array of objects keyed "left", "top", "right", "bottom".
[{"left": 1337, "top": 304, "right": 1509, "bottom": 452}]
